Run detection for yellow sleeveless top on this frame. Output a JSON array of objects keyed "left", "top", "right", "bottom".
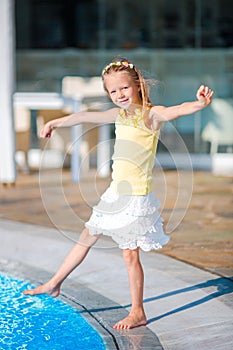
[{"left": 110, "top": 108, "right": 160, "bottom": 195}]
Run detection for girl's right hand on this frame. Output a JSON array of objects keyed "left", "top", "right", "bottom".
[
  {"left": 196, "top": 85, "right": 214, "bottom": 107},
  {"left": 39, "top": 123, "right": 54, "bottom": 138}
]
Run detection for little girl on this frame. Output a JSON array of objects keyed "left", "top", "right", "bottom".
[{"left": 23, "top": 58, "right": 213, "bottom": 329}]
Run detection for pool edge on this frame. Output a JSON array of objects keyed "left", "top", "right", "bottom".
[{"left": 0, "top": 259, "right": 163, "bottom": 350}]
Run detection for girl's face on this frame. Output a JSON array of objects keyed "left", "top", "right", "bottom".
[{"left": 104, "top": 71, "right": 141, "bottom": 109}]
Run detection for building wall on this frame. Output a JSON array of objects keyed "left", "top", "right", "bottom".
[
  {"left": 14, "top": 0, "right": 233, "bottom": 153},
  {"left": 16, "top": 48, "right": 233, "bottom": 134}
]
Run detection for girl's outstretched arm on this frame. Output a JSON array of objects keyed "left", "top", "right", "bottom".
[
  {"left": 150, "top": 85, "right": 213, "bottom": 129},
  {"left": 40, "top": 108, "right": 118, "bottom": 138}
]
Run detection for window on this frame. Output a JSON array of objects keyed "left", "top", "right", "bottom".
[{"left": 15, "top": 0, "right": 233, "bottom": 49}]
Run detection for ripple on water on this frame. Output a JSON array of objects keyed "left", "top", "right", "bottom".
[{"left": 0, "top": 274, "right": 105, "bottom": 350}]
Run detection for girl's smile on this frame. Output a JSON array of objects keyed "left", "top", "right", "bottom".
[{"left": 104, "top": 71, "right": 142, "bottom": 109}]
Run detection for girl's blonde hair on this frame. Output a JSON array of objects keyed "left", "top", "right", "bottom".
[{"left": 102, "top": 58, "right": 152, "bottom": 109}]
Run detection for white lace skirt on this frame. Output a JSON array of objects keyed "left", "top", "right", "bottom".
[{"left": 85, "top": 187, "right": 170, "bottom": 251}]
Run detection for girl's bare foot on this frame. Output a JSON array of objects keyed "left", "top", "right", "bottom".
[
  {"left": 23, "top": 281, "right": 60, "bottom": 297},
  {"left": 113, "top": 311, "right": 147, "bottom": 330}
]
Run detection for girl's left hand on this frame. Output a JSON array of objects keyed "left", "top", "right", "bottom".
[{"left": 196, "top": 85, "right": 214, "bottom": 107}]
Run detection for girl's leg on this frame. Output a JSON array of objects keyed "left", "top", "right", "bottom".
[
  {"left": 113, "top": 248, "right": 147, "bottom": 329},
  {"left": 23, "top": 228, "right": 101, "bottom": 297}
]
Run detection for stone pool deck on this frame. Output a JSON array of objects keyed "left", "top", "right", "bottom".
[
  {"left": 0, "top": 218, "right": 232, "bottom": 349},
  {"left": 1, "top": 169, "right": 232, "bottom": 279}
]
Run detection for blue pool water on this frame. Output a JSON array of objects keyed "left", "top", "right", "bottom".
[{"left": 0, "top": 274, "right": 105, "bottom": 350}]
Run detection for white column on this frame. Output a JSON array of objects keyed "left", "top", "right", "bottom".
[
  {"left": 0, "top": 0, "right": 16, "bottom": 183},
  {"left": 97, "top": 124, "right": 111, "bottom": 177},
  {"left": 71, "top": 97, "right": 82, "bottom": 183}
]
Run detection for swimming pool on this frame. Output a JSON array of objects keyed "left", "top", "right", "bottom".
[{"left": 0, "top": 274, "right": 105, "bottom": 350}]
